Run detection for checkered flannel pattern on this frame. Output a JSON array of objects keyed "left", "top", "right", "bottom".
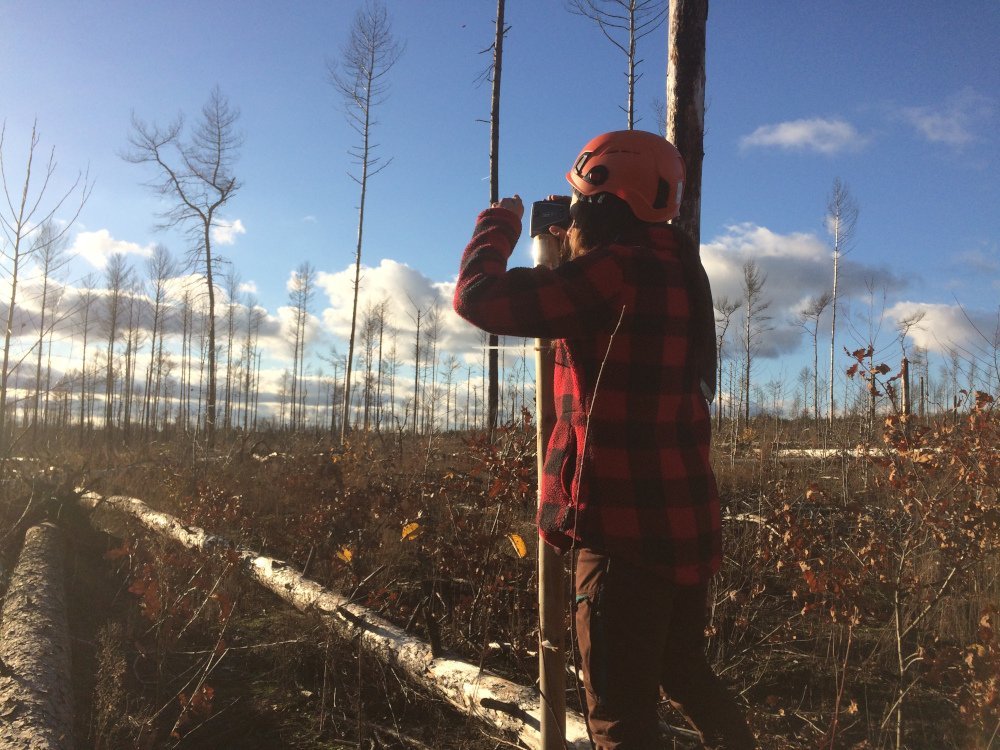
[{"left": 454, "top": 207, "right": 721, "bottom": 584}]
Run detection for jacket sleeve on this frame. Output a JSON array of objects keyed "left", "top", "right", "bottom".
[{"left": 453, "top": 207, "right": 626, "bottom": 340}]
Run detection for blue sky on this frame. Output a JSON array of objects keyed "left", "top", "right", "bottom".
[{"left": 2, "top": 0, "right": 998, "bottom": 415}]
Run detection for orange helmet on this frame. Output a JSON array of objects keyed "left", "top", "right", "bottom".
[{"left": 566, "top": 130, "right": 686, "bottom": 223}]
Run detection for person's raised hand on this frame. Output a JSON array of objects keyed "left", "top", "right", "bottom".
[{"left": 492, "top": 194, "right": 524, "bottom": 220}]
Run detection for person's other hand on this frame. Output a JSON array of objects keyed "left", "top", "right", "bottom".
[
  {"left": 492, "top": 194, "right": 523, "bottom": 220},
  {"left": 546, "top": 194, "right": 571, "bottom": 240}
]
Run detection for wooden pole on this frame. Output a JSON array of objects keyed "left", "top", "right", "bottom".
[
  {"left": 666, "top": 0, "right": 709, "bottom": 249},
  {"left": 532, "top": 233, "right": 565, "bottom": 750}
]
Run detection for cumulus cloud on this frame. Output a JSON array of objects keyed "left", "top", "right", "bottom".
[
  {"left": 740, "top": 118, "right": 867, "bottom": 154},
  {"left": 306, "top": 231, "right": 911, "bottom": 367},
  {"left": 238, "top": 280, "right": 258, "bottom": 295},
  {"left": 703, "top": 223, "right": 904, "bottom": 359},
  {"left": 70, "top": 229, "right": 155, "bottom": 268},
  {"left": 268, "top": 304, "right": 323, "bottom": 362},
  {"left": 887, "top": 301, "right": 999, "bottom": 356},
  {"left": 900, "top": 88, "right": 995, "bottom": 147},
  {"left": 316, "top": 258, "right": 486, "bottom": 363},
  {"left": 211, "top": 218, "right": 246, "bottom": 245}
]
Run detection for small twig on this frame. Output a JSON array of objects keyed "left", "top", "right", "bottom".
[
  {"left": 371, "top": 722, "right": 436, "bottom": 750},
  {"left": 793, "top": 711, "right": 825, "bottom": 736},
  {"left": 176, "top": 562, "right": 233, "bottom": 640},
  {"left": 900, "top": 565, "right": 958, "bottom": 640},
  {"left": 347, "top": 563, "right": 387, "bottom": 603},
  {"left": 0, "top": 493, "right": 34, "bottom": 547},
  {"left": 168, "top": 636, "right": 309, "bottom": 655}
]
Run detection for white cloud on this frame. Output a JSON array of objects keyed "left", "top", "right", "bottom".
[
  {"left": 702, "top": 223, "right": 904, "bottom": 359},
  {"left": 887, "top": 301, "right": 999, "bottom": 355},
  {"left": 238, "top": 280, "right": 258, "bottom": 295},
  {"left": 161, "top": 273, "right": 207, "bottom": 306},
  {"left": 269, "top": 305, "right": 323, "bottom": 362},
  {"left": 70, "top": 229, "right": 155, "bottom": 268},
  {"left": 316, "top": 258, "right": 486, "bottom": 362},
  {"left": 740, "top": 118, "right": 867, "bottom": 155},
  {"left": 211, "top": 218, "right": 246, "bottom": 245},
  {"left": 900, "top": 88, "right": 995, "bottom": 147}
]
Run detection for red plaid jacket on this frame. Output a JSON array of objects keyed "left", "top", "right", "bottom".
[{"left": 454, "top": 207, "right": 721, "bottom": 584}]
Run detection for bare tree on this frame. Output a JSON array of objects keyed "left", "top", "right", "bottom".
[
  {"left": 287, "top": 262, "right": 316, "bottom": 430},
  {"left": 177, "top": 289, "right": 194, "bottom": 430},
  {"left": 102, "top": 254, "right": 131, "bottom": 440},
  {"left": 0, "top": 122, "right": 90, "bottom": 444},
  {"left": 480, "top": 0, "right": 510, "bottom": 432},
  {"left": 895, "top": 311, "right": 926, "bottom": 418},
  {"left": 570, "top": 0, "right": 667, "bottom": 129},
  {"left": 383, "top": 326, "right": 401, "bottom": 429},
  {"left": 75, "top": 275, "right": 97, "bottom": 440},
  {"left": 796, "top": 366, "right": 811, "bottom": 417},
  {"left": 142, "top": 245, "right": 176, "bottom": 434},
  {"left": 27, "top": 222, "right": 69, "bottom": 438},
  {"left": 120, "top": 278, "right": 144, "bottom": 436},
  {"left": 328, "top": 0, "right": 403, "bottom": 443},
  {"left": 125, "top": 86, "right": 243, "bottom": 447},
  {"left": 423, "top": 302, "right": 442, "bottom": 432},
  {"left": 239, "top": 296, "right": 263, "bottom": 432},
  {"left": 740, "top": 259, "right": 771, "bottom": 427},
  {"left": 713, "top": 295, "right": 740, "bottom": 430},
  {"left": 442, "top": 354, "right": 460, "bottom": 431},
  {"left": 797, "top": 291, "right": 832, "bottom": 426},
  {"left": 405, "top": 297, "right": 425, "bottom": 434},
  {"left": 359, "top": 300, "right": 381, "bottom": 431},
  {"left": 221, "top": 269, "right": 241, "bottom": 431},
  {"left": 826, "top": 178, "right": 859, "bottom": 425}
]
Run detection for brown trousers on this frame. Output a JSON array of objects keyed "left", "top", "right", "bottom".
[{"left": 574, "top": 548, "right": 756, "bottom": 750}]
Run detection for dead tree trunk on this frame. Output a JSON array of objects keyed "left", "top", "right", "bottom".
[
  {"left": 75, "top": 489, "right": 590, "bottom": 749},
  {"left": 0, "top": 523, "right": 74, "bottom": 750},
  {"left": 666, "top": 0, "right": 708, "bottom": 249},
  {"left": 486, "top": 0, "right": 507, "bottom": 434}
]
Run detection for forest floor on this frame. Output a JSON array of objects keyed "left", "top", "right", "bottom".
[{"left": 1, "top": 406, "right": 998, "bottom": 748}]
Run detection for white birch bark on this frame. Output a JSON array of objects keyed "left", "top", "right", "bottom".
[{"left": 0, "top": 523, "right": 75, "bottom": 750}]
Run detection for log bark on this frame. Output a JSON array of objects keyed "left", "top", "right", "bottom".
[
  {"left": 75, "top": 490, "right": 591, "bottom": 749},
  {"left": 0, "top": 522, "right": 75, "bottom": 750},
  {"left": 666, "top": 0, "right": 708, "bottom": 249}
]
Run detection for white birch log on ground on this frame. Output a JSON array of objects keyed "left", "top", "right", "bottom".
[
  {"left": 0, "top": 522, "right": 75, "bottom": 750},
  {"left": 75, "top": 490, "right": 591, "bottom": 749}
]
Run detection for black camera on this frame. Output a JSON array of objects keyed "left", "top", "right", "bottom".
[{"left": 529, "top": 199, "right": 571, "bottom": 238}]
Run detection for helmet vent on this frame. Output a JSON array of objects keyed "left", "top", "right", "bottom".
[
  {"left": 652, "top": 177, "right": 672, "bottom": 210},
  {"left": 582, "top": 165, "right": 609, "bottom": 186}
]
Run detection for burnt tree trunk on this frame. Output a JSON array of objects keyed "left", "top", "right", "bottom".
[{"left": 0, "top": 523, "right": 74, "bottom": 749}]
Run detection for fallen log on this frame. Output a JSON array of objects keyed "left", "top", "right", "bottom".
[
  {"left": 0, "top": 522, "right": 75, "bottom": 750},
  {"left": 75, "top": 490, "right": 591, "bottom": 749}
]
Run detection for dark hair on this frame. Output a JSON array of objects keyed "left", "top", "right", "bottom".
[{"left": 571, "top": 192, "right": 655, "bottom": 251}]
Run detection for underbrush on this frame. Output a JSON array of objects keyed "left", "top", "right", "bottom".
[{"left": 2, "top": 396, "right": 997, "bottom": 748}]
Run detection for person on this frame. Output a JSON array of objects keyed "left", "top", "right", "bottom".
[{"left": 453, "top": 130, "right": 755, "bottom": 749}]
